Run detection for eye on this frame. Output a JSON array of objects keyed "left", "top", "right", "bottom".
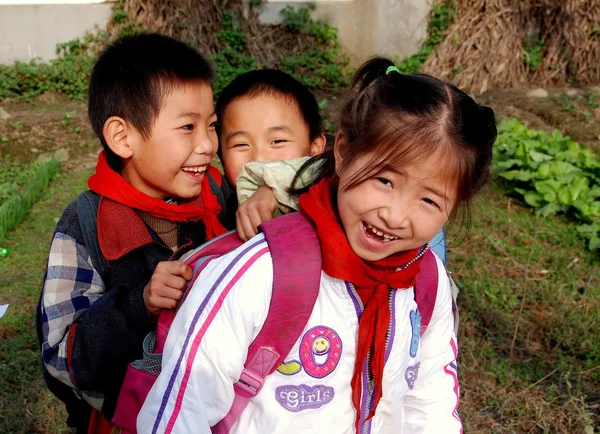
[
  {"left": 231, "top": 143, "right": 249, "bottom": 149},
  {"left": 271, "top": 139, "right": 288, "bottom": 145},
  {"left": 209, "top": 121, "right": 217, "bottom": 129},
  {"left": 423, "top": 197, "right": 440, "bottom": 209},
  {"left": 377, "top": 177, "right": 392, "bottom": 187},
  {"left": 181, "top": 124, "right": 194, "bottom": 131}
]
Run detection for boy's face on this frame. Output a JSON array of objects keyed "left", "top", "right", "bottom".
[
  {"left": 219, "top": 94, "right": 323, "bottom": 186},
  {"left": 121, "top": 82, "right": 218, "bottom": 200}
]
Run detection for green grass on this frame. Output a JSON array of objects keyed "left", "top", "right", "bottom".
[
  {"left": 0, "top": 169, "right": 90, "bottom": 434},
  {"left": 452, "top": 186, "right": 599, "bottom": 433},
  {"left": 0, "top": 158, "right": 62, "bottom": 241}
]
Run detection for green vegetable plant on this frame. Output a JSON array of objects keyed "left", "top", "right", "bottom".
[
  {"left": 0, "top": 158, "right": 61, "bottom": 241},
  {"left": 493, "top": 119, "right": 600, "bottom": 251}
]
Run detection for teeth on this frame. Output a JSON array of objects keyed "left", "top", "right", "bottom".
[
  {"left": 182, "top": 166, "right": 207, "bottom": 174},
  {"left": 366, "top": 223, "right": 398, "bottom": 241}
]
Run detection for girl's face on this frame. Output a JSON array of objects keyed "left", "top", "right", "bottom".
[{"left": 336, "top": 145, "right": 457, "bottom": 262}]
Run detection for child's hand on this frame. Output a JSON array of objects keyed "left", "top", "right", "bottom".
[
  {"left": 236, "top": 185, "right": 278, "bottom": 241},
  {"left": 143, "top": 261, "right": 193, "bottom": 316}
]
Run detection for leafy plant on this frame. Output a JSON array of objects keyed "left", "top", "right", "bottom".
[
  {"left": 217, "top": 9, "right": 247, "bottom": 53},
  {"left": 0, "top": 32, "right": 107, "bottom": 101},
  {"left": 555, "top": 94, "right": 576, "bottom": 113},
  {"left": 521, "top": 36, "right": 546, "bottom": 72},
  {"left": 493, "top": 119, "right": 600, "bottom": 251},
  {"left": 9, "top": 121, "right": 24, "bottom": 130},
  {"left": 210, "top": 49, "right": 258, "bottom": 97},
  {"left": 0, "top": 158, "right": 61, "bottom": 241},
  {"left": 281, "top": 3, "right": 316, "bottom": 33},
  {"left": 587, "top": 89, "right": 600, "bottom": 109},
  {"left": 60, "top": 111, "right": 76, "bottom": 128},
  {"left": 277, "top": 5, "right": 351, "bottom": 89},
  {"left": 280, "top": 48, "right": 351, "bottom": 90},
  {"left": 397, "top": 0, "right": 457, "bottom": 74}
]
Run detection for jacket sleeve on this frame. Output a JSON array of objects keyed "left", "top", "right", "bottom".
[
  {"left": 403, "top": 258, "right": 463, "bottom": 433},
  {"left": 237, "top": 157, "right": 319, "bottom": 212},
  {"left": 39, "top": 204, "right": 153, "bottom": 412},
  {"left": 137, "top": 235, "right": 273, "bottom": 434},
  {"left": 40, "top": 221, "right": 106, "bottom": 409}
]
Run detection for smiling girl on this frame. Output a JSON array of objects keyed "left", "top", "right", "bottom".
[{"left": 138, "top": 57, "right": 497, "bottom": 434}]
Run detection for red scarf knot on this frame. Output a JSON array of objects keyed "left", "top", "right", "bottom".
[{"left": 88, "top": 151, "right": 227, "bottom": 239}]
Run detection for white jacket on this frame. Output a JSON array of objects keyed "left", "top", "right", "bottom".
[{"left": 138, "top": 234, "right": 462, "bottom": 434}]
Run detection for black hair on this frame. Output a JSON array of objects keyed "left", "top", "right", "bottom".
[
  {"left": 88, "top": 33, "right": 213, "bottom": 171},
  {"left": 215, "top": 69, "right": 323, "bottom": 159},
  {"left": 291, "top": 57, "right": 497, "bottom": 226}
]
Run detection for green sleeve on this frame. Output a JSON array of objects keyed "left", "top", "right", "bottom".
[{"left": 236, "top": 157, "right": 319, "bottom": 212}]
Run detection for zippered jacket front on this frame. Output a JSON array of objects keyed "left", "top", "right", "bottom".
[{"left": 138, "top": 233, "right": 462, "bottom": 434}]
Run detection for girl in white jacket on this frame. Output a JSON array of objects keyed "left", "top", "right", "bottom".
[{"left": 138, "top": 57, "right": 497, "bottom": 434}]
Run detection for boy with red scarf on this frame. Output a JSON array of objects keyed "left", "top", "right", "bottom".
[{"left": 36, "top": 34, "right": 239, "bottom": 433}]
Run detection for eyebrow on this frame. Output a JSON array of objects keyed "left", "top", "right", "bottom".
[
  {"left": 176, "top": 110, "right": 216, "bottom": 120},
  {"left": 265, "top": 125, "right": 293, "bottom": 135},
  {"left": 225, "top": 130, "right": 249, "bottom": 142}
]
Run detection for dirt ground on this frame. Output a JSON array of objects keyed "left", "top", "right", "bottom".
[
  {"left": 0, "top": 94, "right": 98, "bottom": 171},
  {"left": 481, "top": 87, "right": 600, "bottom": 153}
]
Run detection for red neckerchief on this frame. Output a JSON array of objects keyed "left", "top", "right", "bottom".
[
  {"left": 88, "top": 151, "right": 227, "bottom": 239},
  {"left": 299, "top": 178, "right": 425, "bottom": 430}
]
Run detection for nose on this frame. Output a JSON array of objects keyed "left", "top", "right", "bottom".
[
  {"left": 252, "top": 147, "right": 267, "bottom": 162},
  {"left": 193, "top": 127, "right": 216, "bottom": 155},
  {"left": 378, "top": 198, "right": 411, "bottom": 231}
]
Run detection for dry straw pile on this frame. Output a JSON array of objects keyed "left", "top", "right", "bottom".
[
  {"left": 109, "top": 0, "right": 324, "bottom": 67},
  {"left": 423, "top": 0, "right": 600, "bottom": 93},
  {"left": 112, "top": 0, "right": 598, "bottom": 94}
]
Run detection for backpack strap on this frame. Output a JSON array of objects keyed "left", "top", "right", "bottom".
[
  {"left": 212, "top": 212, "right": 322, "bottom": 434},
  {"left": 154, "top": 230, "right": 244, "bottom": 354},
  {"left": 414, "top": 249, "right": 438, "bottom": 336},
  {"left": 76, "top": 190, "right": 110, "bottom": 283},
  {"left": 207, "top": 170, "right": 226, "bottom": 211}
]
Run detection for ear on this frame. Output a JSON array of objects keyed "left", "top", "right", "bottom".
[
  {"left": 103, "top": 116, "right": 134, "bottom": 159},
  {"left": 309, "top": 133, "right": 327, "bottom": 156},
  {"left": 333, "top": 131, "right": 347, "bottom": 175}
]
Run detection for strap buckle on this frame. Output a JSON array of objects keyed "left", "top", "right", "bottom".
[{"left": 236, "top": 368, "right": 264, "bottom": 396}]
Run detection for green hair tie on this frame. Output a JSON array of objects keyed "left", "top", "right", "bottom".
[{"left": 386, "top": 66, "right": 400, "bottom": 75}]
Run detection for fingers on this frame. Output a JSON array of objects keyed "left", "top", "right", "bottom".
[
  {"left": 145, "top": 293, "right": 181, "bottom": 316},
  {"left": 257, "top": 203, "right": 273, "bottom": 225},
  {"left": 143, "top": 261, "right": 193, "bottom": 316},
  {"left": 236, "top": 210, "right": 255, "bottom": 242},
  {"left": 247, "top": 206, "right": 266, "bottom": 236},
  {"left": 236, "top": 185, "right": 278, "bottom": 241},
  {"left": 157, "top": 261, "right": 193, "bottom": 280}
]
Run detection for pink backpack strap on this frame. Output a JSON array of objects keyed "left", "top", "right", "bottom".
[
  {"left": 155, "top": 231, "right": 243, "bottom": 353},
  {"left": 212, "top": 212, "right": 322, "bottom": 434},
  {"left": 415, "top": 249, "right": 438, "bottom": 336}
]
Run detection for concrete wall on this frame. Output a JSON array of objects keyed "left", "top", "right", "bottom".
[
  {"left": 258, "top": 0, "right": 431, "bottom": 66},
  {"left": 0, "top": 0, "right": 430, "bottom": 66},
  {"left": 0, "top": 2, "right": 113, "bottom": 65}
]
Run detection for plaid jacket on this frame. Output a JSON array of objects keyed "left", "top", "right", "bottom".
[{"left": 37, "top": 180, "right": 236, "bottom": 428}]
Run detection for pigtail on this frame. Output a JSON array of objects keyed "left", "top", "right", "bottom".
[
  {"left": 350, "top": 57, "right": 395, "bottom": 91},
  {"left": 289, "top": 57, "right": 400, "bottom": 197}
]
